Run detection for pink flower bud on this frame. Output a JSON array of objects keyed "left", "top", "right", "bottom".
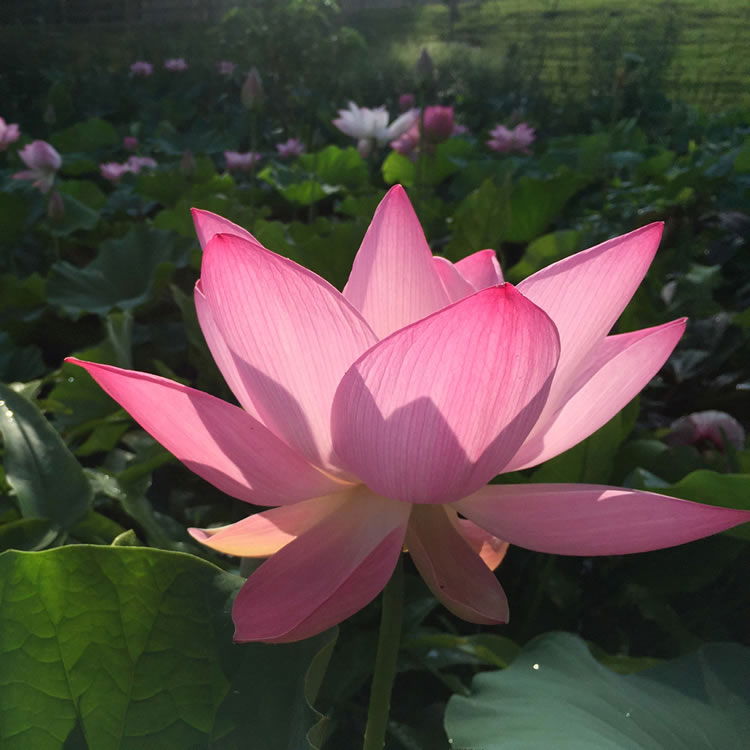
[
  {"left": 123, "top": 135, "right": 139, "bottom": 151},
  {"left": 422, "top": 106, "right": 455, "bottom": 143},
  {"left": 217, "top": 61, "right": 237, "bottom": 76},
  {"left": 241, "top": 68, "right": 264, "bottom": 110},
  {"left": 0, "top": 117, "right": 21, "bottom": 150},
  {"left": 399, "top": 93, "right": 416, "bottom": 112}
]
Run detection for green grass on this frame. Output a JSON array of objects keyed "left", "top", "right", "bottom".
[{"left": 345, "top": 0, "right": 750, "bottom": 109}]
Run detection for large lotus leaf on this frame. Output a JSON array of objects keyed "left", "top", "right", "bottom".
[
  {"left": 0, "top": 546, "right": 336, "bottom": 750},
  {"left": 445, "top": 632, "right": 750, "bottom": 749},
  {"left": 47, "top": 225, "right": 189, "bottom": 316},
  {"left": 0, "top": 382, "right": 92, "bottom": 529}
]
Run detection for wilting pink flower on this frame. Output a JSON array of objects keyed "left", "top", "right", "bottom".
[
  {"left": 130, "top": 61, "right": 154, "bottom": 77},
  {"left": 69, "top": 186, "right": 750, "bottom": 643},
  {"left": 275, "top": 138, "right": 306, "bottom": 159},
  {"left": 241, "top": 68, "right": 264, "bottom": 110},
  {"left": 422, "top": 106, "right": 455, "bottom": 143},
  {"left": 399, "top": 93, "right": 416, "bottom": 112},
  {"left": 667, "top": 410, "right": 746, "bottom": 451},
  {"left": 0, "top": 117, "right": 21, "bottom": 150},
  {"left": 333, "top": 102, "right": 418, "bottom": 157},
  {"left": 13, "top": 140, "right": 62, "bottom": 193},
  {"left": 224, "top": 150, "right": 262, "bottom": 172},
  {"left": 217, "top": 60, "right": 237, "bottom": 76},
  {"left": 123, "top": 135, "right": 139, "bottom": 151},
  {"left": 164, "top": 58, "right": 188, "bottom": 72},
  {"left": 100, "top": 162, "right": 131, "bottom": 182},
  {"left": 487, "top": 122, "right": 536, "bottom": 154}
]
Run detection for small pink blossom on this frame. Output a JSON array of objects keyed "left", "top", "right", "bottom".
[
  {"left": 100, "top": 155, "right": 157, "bottom": 182},
  {"left": 452, "top": 123, "right": 469, "bottom": 136},
  {"left": 123, "top": 135, "right": 139, "bottom": 151},
  {"left": 217, "top": 61, "right": 237, "bottom": 76},
  {"left": 164, "top": 58, "right": 188, "bottom": 72},
  {"left": 390, "top": 124, "right": 420, "bottom": 158},
  {"left": 13, "top": 140, "right": 62, "bottom": 193},
  {"left": 130, "top": 61, "right": 154, "bottom": 77},
  {"left": 422, "top": 106, "right": 455, "bottom": 143},
  {"left": 224, "top": 150, "right": 262, "bottom": 172},
  {"left": 667, "top": 411, "right": 746, "bottom": 451},
  {"left": 275, "top": 138, "right": 306, "bottom": 159},
  {"left": 100, "top": 162, "right": 132, "bottom": 182},
  {"left": 0, "top": 117, "right": 21, "bottom": 150},
  {"left": 487, "top": 122, "right": 536, "bottom": 154},
  {"left": 69, "top": 186, "right": 750, "bottom": 644},
  {"left": 125, "top": 155, "right": 157, "bottom": 173},
  {"left": 399, "top": 93, "right": 416, "bottom": 112}
]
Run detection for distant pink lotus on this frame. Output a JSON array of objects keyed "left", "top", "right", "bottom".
[
  {"left": 100, "top": 162, "right": 131, "bottom": 182},
  {"left": 100, "top": 155, "right": 156, "bottom": 182},
  {"left": 130, "top": 61, "right": 154, "bottom": 77},
  {"left": 164, "top": 58, "right": 188, "bottom": 72},
  {"left": 668, "top": 410, "right": 746, "bottom": 451},
  {"left": 275, "top": 138, "right": 306, "bottom": 159},
  {"left": 217, "top": 60, "right": 237, "bottom": 76},
  {"left": 69, "top": 186, "right": 750, "bottom": 643},
  {"left": 224, "top": 150, "right": 262, "bottom": 172},
  {"left": 123, "top": 135, "right": 139, "bottom": 151},
  {"left": 487, "top": 122, "right": 536, "bottom": 154},
  {"left": 391, "top": 106, "right": 461, "bottom": 158},
  {"left": 0, "top": 117, "right": 20, "bottom": 150},
  {"left": 13, "top": 140, "right": 62, "bottom": 193}
]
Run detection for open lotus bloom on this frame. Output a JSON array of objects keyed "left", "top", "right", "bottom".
[
  {"left": 333, "top": 102, "right": 418, "bottom": 157},
  {"left": 13, "top": 139, "right": 62, "bottom": 193},
  {"left": 68, "top": 186, "right": 750, "bottom": 643}
]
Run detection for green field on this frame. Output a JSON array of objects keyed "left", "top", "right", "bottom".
[{"left": 346, "top": 0, "right": 750, "bottom": 110}]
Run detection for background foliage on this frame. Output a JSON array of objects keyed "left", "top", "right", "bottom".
[{"left": 1, "top": 1, "right": 748, "bottom": 747}]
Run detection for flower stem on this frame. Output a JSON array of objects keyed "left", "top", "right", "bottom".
[{"left": 362, "top": 556, "right": 404, "bottom": 750}]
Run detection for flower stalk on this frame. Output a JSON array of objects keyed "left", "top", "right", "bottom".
[{"left": 363, "top": 556, "right": 404, "bottom": 750}]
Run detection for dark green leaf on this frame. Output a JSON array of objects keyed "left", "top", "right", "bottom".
[
  {"left": 0, "top": 383, "right": 92, "bottom": 529},
  {"left": 0, "top": 546, "right": 337, "bottom": 750}
]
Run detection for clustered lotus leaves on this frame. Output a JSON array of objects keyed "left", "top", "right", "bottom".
[{"left": 68, "top": 186, "right": 750, "bottom": 643}]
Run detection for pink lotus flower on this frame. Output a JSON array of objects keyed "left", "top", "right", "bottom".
[
  {"left": 422, "top": 105, "right": 455, "bottom": 143},
  {"left": 487, "top": 122, "right": 536, "bottom": 154},
  {"left": 13, "top": 140, "right": 62, "bottom": 193},
  {"left": 224, "top": 150, "right": 262, "bottom": 172},
  {"left": 667, "top": 410, "right": 746, "bottom": 451},
  {"left": 0, "top": 117, "right": 20, "bottom": 150},
  {"left": 125, "top": 155, "right": 157, "bottom": 173},
  {"left": 130, "top": 61, "right": 154, "bottom": 77},
  {"left": 333, "top": 102, "right": 418, "bottom": 157},
  {"left": 123, "top": 135, "right": 139, "bottom": 151},
  {"left": 100, "top": 155, "right": 156, "bottom": 182},
  {"left": 217, "top": 60, "right": 237, "bottom": 76},
  {"left": 164, "top": 58, "right": 188, "bottom": 72},
  {"left": 100, "top": 162, "right": 132, "bottom": 182},
  {"left": 68, "top": 186, "right": 750, "bottom": 643},
  {"left": 276, "top": 138, "right": 306, "bottom": 158}
]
